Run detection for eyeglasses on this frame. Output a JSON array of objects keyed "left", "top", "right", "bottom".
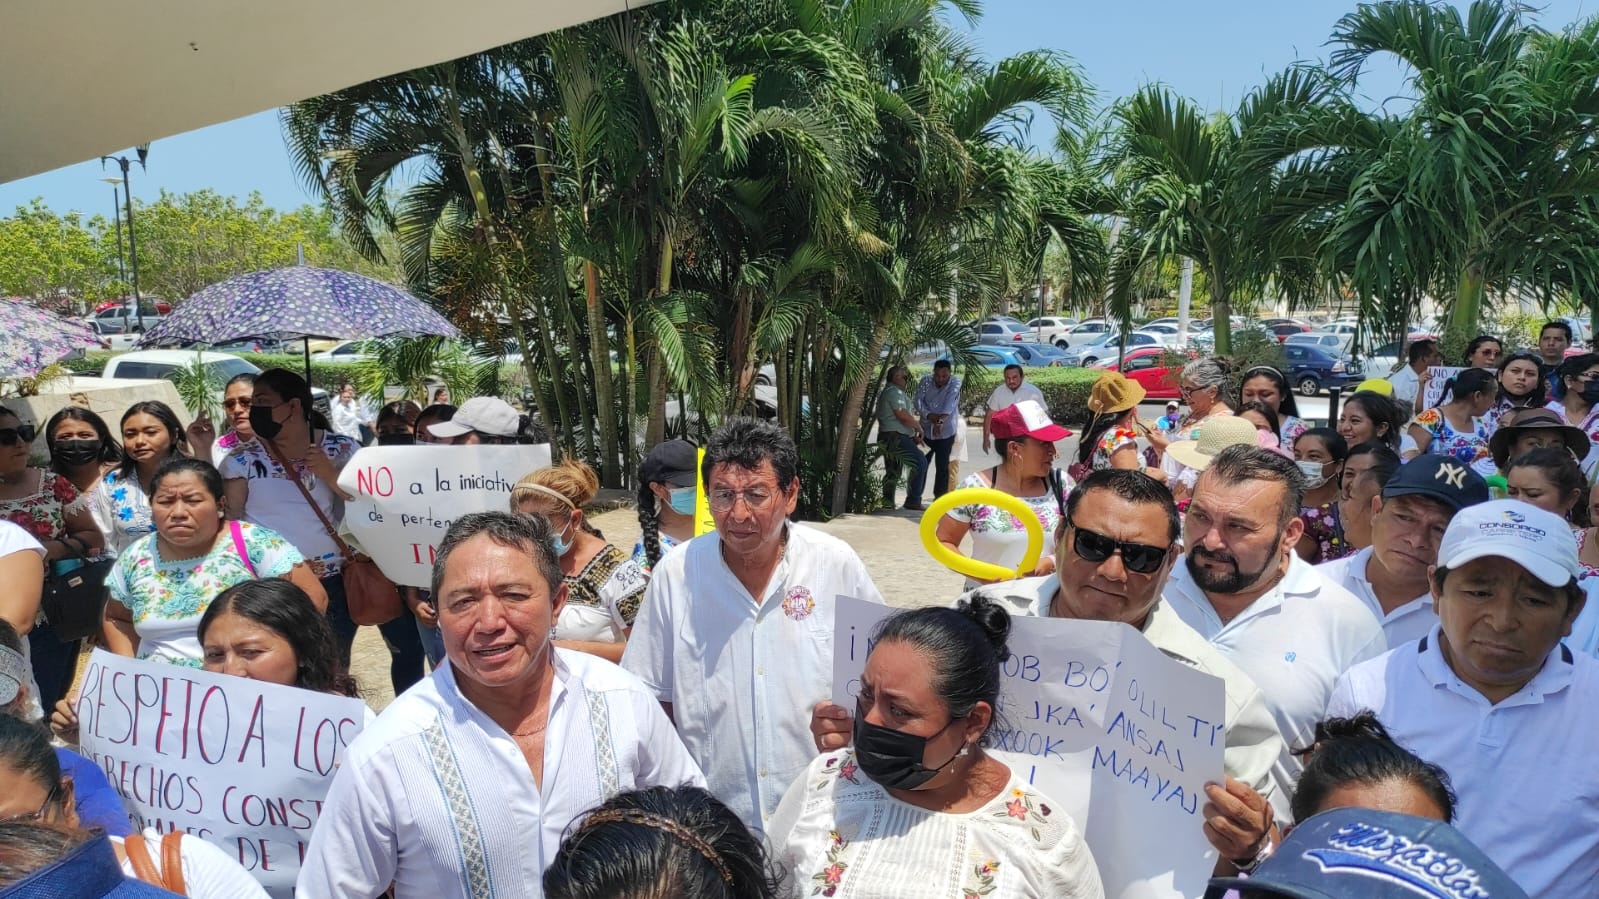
[
  {"left": 1, "top": 785, "right": 57, "bottom": 823},
  {"left": 0, "top": 426, "right": 37, "bottom": 446},
  {"left": 709, "top": 487, "right": 777, "bottom": 512},
  {"left": 222, "top": 398, "right": 252, "bottom": 411},
  {"left": 1068, "top": 524, "right": 1169, "bottom": 575}
]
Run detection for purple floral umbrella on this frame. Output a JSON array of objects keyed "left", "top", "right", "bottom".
[
  {"left": 0, "top": 300, "right": 107, "bottom": 379},
  {"left": 136, "top": 266, "right": 460, "bottom": 375}
]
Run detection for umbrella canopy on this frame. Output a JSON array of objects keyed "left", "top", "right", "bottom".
[
  {"left": 0, "top": 301, "right": 106, "bottom": 379},
  {"left": 137, "top": 266, "right": 460, "bottom": 348}
]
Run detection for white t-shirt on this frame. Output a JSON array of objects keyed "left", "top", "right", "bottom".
[
  {"left": 1163, "top": 554, "right": 1387, "bottom": 795},
  {"left": 986, "top": 382, "right": 1045, "bottom": 414},
  {"left": 1387, "top": 365, "right": 1421, "bottom": 404},
  {"left": 768, "top": 748, "right": 1104, "bottom": 899},
  {"left": 621, "top": 522, "right": 885, "bottom": 830},
  {"left": 114, "top": 829, "right": 270, "bottom": 899},
  {"left": 1328, "top": 631, "right": 1599, "bottom": 897},
  {"left": 0, "top": 521, "right": 46, "bottom": 720},
  {"left": 1315, "top": 548, "right": 1436, "bottom": 648}
]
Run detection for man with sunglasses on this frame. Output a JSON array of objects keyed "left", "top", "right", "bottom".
[
  {"left": 623, "top": 418, "right": 884, "bottom": 832},
  {"left": 1165, "top": 445, "right": 1386, "bottom": 804}
]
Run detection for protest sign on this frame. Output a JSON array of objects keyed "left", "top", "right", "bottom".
[
  {"left": 338, "top": 444, "right": 552, "bottom": 588},
  {"left": 833, "top": 597, "right": 1225, "bottom": 899},
  {"left": 694, "top": 447, "right": 716, "bottom": 536},
  {"left": 1420, "top": 365, "right": 1466, "bottom": 410},
  {"left": 75, "top": 650, "right": 367, "bottom": 897}
]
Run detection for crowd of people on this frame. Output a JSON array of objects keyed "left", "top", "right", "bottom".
[{"left": 0, "top": 322, "right": 1592, "bottom": 898}]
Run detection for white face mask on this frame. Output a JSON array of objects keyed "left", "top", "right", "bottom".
[{"left": 1296, "top": 460, "right": 1329, "bottom": 488}]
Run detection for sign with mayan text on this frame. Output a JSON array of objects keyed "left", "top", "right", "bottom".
[
  {"left": 75, "top": 650, "right": 367, "bottom": 897},
  {"left": 338, "top": 444, "right": 552, "bottom": 588},
  {"left": 833, "top": 597, "right": 1225, "bottom": 899}
]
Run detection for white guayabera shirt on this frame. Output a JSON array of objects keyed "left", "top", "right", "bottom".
[{"left": 297, "top": 650, "right": 704, "bottom": 899}]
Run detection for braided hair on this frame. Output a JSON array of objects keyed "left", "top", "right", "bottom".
[{"left": 637, "top": 477, "right": 664, "bottom": 571}]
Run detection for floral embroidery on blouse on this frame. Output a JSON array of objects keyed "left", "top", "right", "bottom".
[
  {"left": 108, "top": 522, "right": 302, "bottom": 637},
  {"left": 1299, "top": 501, "right": 1346, "bottom": 564},
  {"left": 629, "top": 530, "right": 681, "bottom": 573},
  {"left": 1410, "top": 407, "right": 1493, "bottom": 473},
  {"left": 0, "top": 470, "right": 83, "bottom": 542},
  {"left": 1091, "top": 427, "right": 1139, "bottom": 470},
  {"left": 1575, "top": 528, "right": 1599, "bottom": 581},
  {"left": 995, "top": 786, "right": 1052, "bottom": 842},
  {"left": 962, "top": 860, "right": 1001, "bottom": 898},
  {"left": 818, "top": 752, "right": 861, "bottom": 788},
  {"left": 950, "top": 472, "right": 1067, "bottom": 537},
  {"left": 811, "top": 829, "right": 851, "bottom": 897}
]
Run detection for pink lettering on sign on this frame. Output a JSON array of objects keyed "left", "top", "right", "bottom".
[{"left": 355, "top": 466, "right": 395, "bottom": 497}]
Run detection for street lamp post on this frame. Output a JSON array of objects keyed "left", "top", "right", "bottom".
[
  {"left": 100, "top": 177, "right": 128, "bottom": 299},
  {"left": 99, "top": 145, "right": 148, "bottom": 317}
]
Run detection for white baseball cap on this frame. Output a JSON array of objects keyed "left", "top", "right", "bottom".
[
  {"left": 1436, "top": 499, "right": 1580, "bottom": 587},
  {"left": 428, "top": 396, "right": 521, "bottom": 439}
]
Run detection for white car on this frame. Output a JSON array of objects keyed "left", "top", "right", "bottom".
[
  {"left": 1023, "top": 316, "right": 1078, "bottom": 345},
  {"left": 1286, "top": 332, "right": 1350, "bottom": 354},
  {"left": 311, "top": 340, "right": 375, "bottom": 364},
  {"left": 1060, "top": 319, "right": 1115, "bottom": 347},
  {"left": 99, "top": 350, "right": 331, "bottom": 413}
]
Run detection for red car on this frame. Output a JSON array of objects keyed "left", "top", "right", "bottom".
[
  {"left": 94, "top": 298, "right": 172, "bottom": 315},
  {"left": 1099, "top": 347, "right": 1192, "bottom": 399}
]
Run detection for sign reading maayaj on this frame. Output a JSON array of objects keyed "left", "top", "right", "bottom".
[
  {"left": 75, "top": 650, "right": 368, "bottom": 897},
  {"left": 337, "top": 444, "right": 552, "bottom": 588},
  {"left": 833, "top": 597, "right": 1226, "bottom": 899}
]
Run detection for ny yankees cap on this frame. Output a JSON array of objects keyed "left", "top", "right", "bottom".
[
  {"left": 1204, "top": 808, "right": 1527, "bottom": 899},
  {"left": 1436, "top": 499, "right": 1580, "bottom": 588},
  {"left": 1381, "top": 455, "right": 1489, "bottom": 512}
]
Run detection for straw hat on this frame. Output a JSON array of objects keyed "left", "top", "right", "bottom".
[
  {"left": 1087, "top": 371, "right": 1146, "bottom": 415},
  {"left": 1487, "top": 407, "right": 1591, "bottom": 470},
  {"left": 1165, "top": 415, "right": 1261, "bottom": 471}
]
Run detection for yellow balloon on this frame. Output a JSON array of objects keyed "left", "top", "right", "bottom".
[{"left": 919, "top": 487, "right": 1046, "bottom": 583}]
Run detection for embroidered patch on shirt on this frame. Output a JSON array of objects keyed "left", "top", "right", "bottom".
[{"left": 783, "top": 586, "right": 816, "bottom": 621}]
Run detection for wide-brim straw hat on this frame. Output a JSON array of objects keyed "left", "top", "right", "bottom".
[
  {"left": 1087, "top": 371, "right": 1146, "bottom": 415},
  {"left": 1488, "top": 407, "right": 1591, "bottom": 470},
  {"left": 1165, "top": 415, "right": 1260, "bottom": 471}
]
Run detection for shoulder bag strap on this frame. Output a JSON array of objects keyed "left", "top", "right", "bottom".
[
  {"left": 229, "top": 520, "right": 256, "bottom": 576},
  {"left": 123, "top": 834, "right": 162, "bottom": 887},
  {"left": 160, "top": 830, "right": 188, "bottom": 895},
  {"left": 260, "top": 437, "right": 353, "bottom": 562}
]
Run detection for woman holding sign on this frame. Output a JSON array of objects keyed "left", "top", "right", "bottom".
[
  {"left": 767, "top": 597, "right": 1104, "bottom": 899},
  {"left": 102, "top": 458, "right": 326, "bottom": 667},
  {"left": 0, "top": 715, "right": 269, "bottom": 898}
]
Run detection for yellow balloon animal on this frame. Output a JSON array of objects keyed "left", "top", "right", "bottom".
[{"left": 917, "top": 486, "right": 1045, "bottom": 582}]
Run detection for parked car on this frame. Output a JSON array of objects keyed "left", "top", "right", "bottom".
[
  {"left": 1098, "top": 347, "right": 1190, "bottom": 399},
  {"left": 1143, "top": 317, "right": 1204, "bottom": 333},
  {"left": 1285, "top": 332, "right": 1349, "bottom": 354},
  {"left": 94, "top": 299, "right": 171, "bottom": 316},
  {"left": 88, "top": 306, "right": 167, "bottom": 334},
  {"left": 1282, "top": 343, "right": 1360, "bottom": 396},
  {"left": 1060, "top": 319, "right": 1115, "bottom": 347},
  {"left": 1024, "top": 342, "right": 1072, "bottom": 366},
  {"left": 100, "top": 350, "right": 332, "bottom": 415},
  {"left": 976, "top": 321, "right": 1044, "bottom": 346},
  {"left": 310, "top": 340, "right": 376, "bottom": 364},
  {"left": 969, "top": 345, "right": 1050, "bottom": 368},
  {"left": 1263, "top": 321, "right": 1312, "bottom": 342},
  {"left": 1023, "top": 316, "right": 1078, "bottom": 344},
  {"left": 1061, "top": 330, "right": 1168, "bottom": 367}
]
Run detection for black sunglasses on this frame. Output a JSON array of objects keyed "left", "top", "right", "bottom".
[
  {"left": 1068, "top": 524, "right": 1169, "bottom": 575},
  {"left": 0, "top": 425, "right": 37, "bottom": 446}
]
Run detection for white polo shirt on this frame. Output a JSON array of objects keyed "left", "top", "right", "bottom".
[
  {"left": 1387, "top": 365, "right": 1421, "bottom": 404},
  {"left": 1327, "top": 630, "right": 1599, "bottom": 897},
  {"left": 1315, "top": 547, "right": 1437, "bottom": 648},
  {"left": 1164, "top": 554, "right": 1386, "bottom": 795},
  {"left": 621, "top": 523, "right": 885, "bottom": 831},
  {"left": 987, "top": 382, "right": 1046, "bottom": 414},
  {"left": 968, "top": 575, "right": 1286, "bottom": 811}
]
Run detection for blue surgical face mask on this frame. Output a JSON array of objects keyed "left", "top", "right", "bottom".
[
  {"left": 550, "top": 520, "right": 575, "bottom": 557},
  {"left": 667, "top": 486, "right": 696, "bottom": 515}
]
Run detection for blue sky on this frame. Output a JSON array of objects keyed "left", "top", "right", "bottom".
[{"left": 1, "top": 0, "right": 1590, "bottom": 218}]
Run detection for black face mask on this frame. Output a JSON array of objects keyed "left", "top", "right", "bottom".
[
  {"left": 249, "top": 405, "right": 284, "bottom": 441},
  {"left": 377, "top": 432, "right": 415, "bottom": 446},
  {"left": 1582, "top": 381, "right": 1599, "bottom": 405},
  {"left": 53, "top": 439, "right": 102, "bottom": 466},
  {"left": 852, "top": 712, "right": 965, "bottom": 790}
]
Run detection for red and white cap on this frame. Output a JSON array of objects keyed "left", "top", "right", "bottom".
[{"left": 989, "top": 400, "right": 1071, "bottom": 441}]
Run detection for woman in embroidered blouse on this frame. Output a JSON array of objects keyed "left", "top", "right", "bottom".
[
  {"left": 1239, "top": 365, "right": 1307, "bottom": 448},
  {"left": 1073, "top": 371, "right": 1163, "bottom": 480},
  {"left": 44, "top": 407, "right": 121, "bottom": 510},
  {"left": 938, "top": 400, "right": 1071, "bottom": 589},
  {"left": 1291, "top": 428, "right": 1349, "bottom": 563},
  {"left": 103, "top": 457, "right": 325, "bottom": 667},
  {"left": 0, "top": 406, "right": 103, "bottom": 712},
  {"left": 185, "top": 372, "right": 258, "bottom": 467},
  {"left": 768, "top": 597, "right": 1104, "bottom": 899},
  {"left": 89, "top": 401, "right": 188, "bottom": 557},
  {"left": 511, "top": 459, "right": 648, "bottom": 663},
  {"left": 1404, "top": 367, "right": 1497, "bottom": 476}
]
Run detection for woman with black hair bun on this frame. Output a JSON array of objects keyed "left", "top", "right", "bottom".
[
  {"left": 767, "top": 595, "right": 1104, "bottom": 898},
  {"left": 1290, "top": 712, "right": 1456, "bottom": 824},
  {"left": 545, "top": 785, "right": 785, "bottom": 899}
]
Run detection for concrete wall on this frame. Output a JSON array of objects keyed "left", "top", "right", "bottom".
[{"left": 1, "top": 376, "right": 189, "bottom": 462}]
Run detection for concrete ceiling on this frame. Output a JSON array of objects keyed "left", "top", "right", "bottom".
[{"left": 0, "top": 0, "right": 640, "bottom": 184}]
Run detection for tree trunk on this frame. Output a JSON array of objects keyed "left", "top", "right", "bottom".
[
  {"left": 728, "top": 286, "right": 757, "bottom": 416},
  {"left": 584, "top": 261, "right": 621, "bottom": 486},
  {"left": 1451, "top": 264, "right": 1487, "bottom": 340},
  {"left": 645, "top": 233, "right": 675, "bottom": 447},
  {"left": 829, "top": 322, "right": 891, "bottom": 517}
]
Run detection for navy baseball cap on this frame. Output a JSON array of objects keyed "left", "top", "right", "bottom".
[
  {"left": 1382, "top": 455, "right": 1490, "bottom": 512},
  {"left": 1205, "top": 808, "right": 1527, "bottom": 899}
]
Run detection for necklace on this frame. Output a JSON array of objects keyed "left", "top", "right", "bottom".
[{"left": 508, "top": 719, "right": 549, "bottom": 738}]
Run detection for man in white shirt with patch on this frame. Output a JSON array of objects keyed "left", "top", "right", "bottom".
[
  {"left": 1327, "top": 500, "right": 1599, "bottom": 897},
  {"left": 300, "top": 512, "right": 703, "bottom": 899},
  {"left": 1316, "top": 455, "right": 1488, "bottom": 647},
  {"left": 981, "top": 364, "right": 1047, "bottom": 454},
  {"left": 623, "top": 418, "right": 885, "bottom": 831},
  {"left": 1164, "top": 445, "right": 1386, "bottom": 798}
]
